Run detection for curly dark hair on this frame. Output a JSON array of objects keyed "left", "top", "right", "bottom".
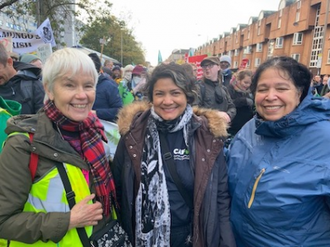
[{"left": 250, "top": 56, "right": 311, "bottom": 102}]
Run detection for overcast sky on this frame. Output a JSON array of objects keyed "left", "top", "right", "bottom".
[{"left": 109, "top": 0, "right": 281, "bottom": 66}]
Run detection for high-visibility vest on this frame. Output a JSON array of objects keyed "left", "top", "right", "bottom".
[{"left": 7, "top": 133, "right": 92, "bottom": 246}]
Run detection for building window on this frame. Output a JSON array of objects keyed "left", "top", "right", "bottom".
[
  {"left": 295, "top": 11, "right": 300, "bottom": 22},
  {"left": 234, "top": 49, "right": 239, "bottom": 56},
  {"left": 248, "top": 28, "right": 250, "bottom": 39},
  {"left": 327, "top": 50, "right": 330, "bottom": 64},
  {"left": 246, "top": 60, "right": 250, "bottom": 68},
  {"left": 293, "top": 32, "right": 303, "bottom": 45},
  {"left": 278, "top": 18, "right": 281, "bottom": 29},
  {"left": 297, "top": 0, "right": 301, "bottom": 9},
  {"left": 257, "top": 22, "right": 261, "bottom": 35},
  {"left": 234, "top": 61, "right": 238, "bottom": 68},
  {"left": 292, "top": 53, "right": 300, "bottom": 62},
  {"left": 255, "top": 58, "right": 261, "bottom": 67},
  {"left": 256, "top": 43, "right": 263, "bottom": 52},
  {"left": 244, "top": 45, "right": 252, "bottom": 54},
  {"left": 275, "top": 37, "right": 284, "bottom": 48}
]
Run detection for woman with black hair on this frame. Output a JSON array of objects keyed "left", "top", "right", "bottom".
[{"left": 227, "top": 56, "right": 330, "bottom": 246}]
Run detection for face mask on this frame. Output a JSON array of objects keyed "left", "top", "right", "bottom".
[
  {"left": 132, "top": 76, "right": 142, "bottom": 85},
  {"left": 124, "top": 72, "right": 132, "bottom": 81}
]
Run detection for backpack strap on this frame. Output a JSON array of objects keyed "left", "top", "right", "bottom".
[{"left": 28, "top": 133, "right": 38, "bottom": 181}]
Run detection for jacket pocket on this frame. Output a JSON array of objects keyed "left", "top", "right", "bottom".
[{"left": 248, "top": 168, "right": 265, "bottom": 208}]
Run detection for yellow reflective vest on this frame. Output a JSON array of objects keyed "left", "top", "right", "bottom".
[{"left": 7, "top": 133, "right": 92, "bottom": 246}]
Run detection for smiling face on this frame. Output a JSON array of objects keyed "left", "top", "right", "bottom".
[
  {"left": 255, "top": 68, "right": 301, "bottom": 121},
  {"left": 237, "top": 75, "right": 252, "bottom": 91},
  {"left": 45, "top": 72, "right": 96, "bottom": 122},
  {"left": 152, "top": 77, "right": 187, "bottom": 121}
]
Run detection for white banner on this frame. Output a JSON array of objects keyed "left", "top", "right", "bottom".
[
  {"left": 0, "top": 28, "right": 44, "bottom": 54},
  {"left": 35, "top": 18, "right": 56, "bottom": 47}
]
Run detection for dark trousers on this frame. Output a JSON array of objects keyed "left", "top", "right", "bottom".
[{"left": 170, "top": 224, "right": 193, "bottom": 247}]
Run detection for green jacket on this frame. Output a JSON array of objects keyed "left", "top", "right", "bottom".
[{"left": 0, "top": 110, "right": 107, "bottom": 243}]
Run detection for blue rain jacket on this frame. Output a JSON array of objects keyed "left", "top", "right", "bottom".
[{"left": 227, "top": 93, "right": 330, "bottom": 247}]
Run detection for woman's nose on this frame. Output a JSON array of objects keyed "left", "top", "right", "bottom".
[
  {"left": 163, "top": 94, "right": 173, "bottom": 104},
  {"left": 265, "top": 88, "right": 277, "bottom": 100},
  {"left": 75, "top": 87, "right": 88, "bottom": 98}
]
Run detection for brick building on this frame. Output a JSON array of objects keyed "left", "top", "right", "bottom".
[{"left": 195, "top": 0, "right": 330, "bottom": 76}]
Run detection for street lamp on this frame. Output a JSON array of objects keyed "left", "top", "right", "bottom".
[{"left": 119, "top": 21, "right": 125, "bottom": 65}]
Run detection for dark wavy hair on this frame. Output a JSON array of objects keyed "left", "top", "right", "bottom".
[
  {"left": 146, "top": 63, "right": 196, "bottom": 104},
  {"left": 251, "top": 56, "right": 311, "bottom": 102}
]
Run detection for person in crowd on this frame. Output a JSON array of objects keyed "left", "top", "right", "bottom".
[
  {"left": 0, "top": 43, "right": 44, "bottom": 114},
  {"left": 112, "top": 63, "right": 236, "bottom": 247},
  {"left": 227, "top": 69, "right": 254, "bottom": 136},
  {"left": 103, "top": 59, "right": 114, "bottom": 71},
  {"left": 320, "top": 74, "right": 329, "bottom": 96},
  {"left": 0, "top": 48, "right": 116, "bottom": 244},
  {"left": 311, "top": 74, "right": 322, "bottom": 95},
  {"left": 322, "top": 77, "right": 330, "bottom": 98},
  {"left": 227, "top": 56, "right": 330, "bottom": 246},
  {"left": 112, "top": 65, "right": 122, "bottom": 84},
  {"left": 197, "top": 56, "right": 236, "bottom": 123},
  {"left": 89, "top": 53, "right": 123, "bottom": 122},
  {"left": 219, "top": 55, "right": 233, "bottom": 87},
  {"left": 181, "top": 63, "right": 195, "bottom": 80},
  {"left": 190, "top": 63, "right": 198, "bottom": 80},
  {"left": 129, "top": 65, "right": 147, "bottom": 100},
  {"left": 121, "top": 64, "right": 134, "bottom": 88},
  {"left": 20, "top": 53, "right": 43, "bottom": 69},
  {"left": 181, "top": 63, "right": 199, "bottom": 105}
]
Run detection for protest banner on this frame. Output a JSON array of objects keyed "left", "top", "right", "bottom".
[
  {"left": 0, "top": 37, "right": 12, "bottom": 52},
  {"left": 188, "top": 54, "right": 208, "bottom": 80},
  {"left": 37, "top": 43, "right": 52, "bottom": 63},
  {"left": 0, "top": 28, "right": 43, "bottom": 54},
  {"left": 35, "top": 18, "right": 56, "bottom": 47}
]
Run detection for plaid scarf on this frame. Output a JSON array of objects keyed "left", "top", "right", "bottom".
[{"left": 44, "top": 100, "right": 115, "bottom": 216}]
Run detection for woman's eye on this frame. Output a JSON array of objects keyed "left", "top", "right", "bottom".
[{"left": 65, "top": 83, "right": 74, "bottom": 88}]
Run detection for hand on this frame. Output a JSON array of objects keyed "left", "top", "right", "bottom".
[
  {"left": 69, "top": 194, "right": 103, "bottom": 230},
  {"left": 217, "top": 111, "right": 231, "bottom": 123}
]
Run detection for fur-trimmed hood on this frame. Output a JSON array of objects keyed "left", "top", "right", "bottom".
[{"left": 116, "top": 101, "right": 228, "bottom": 138}]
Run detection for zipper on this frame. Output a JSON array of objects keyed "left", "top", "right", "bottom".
[{"left": 248, "top": 168, "right": 266, "bottom": 208}]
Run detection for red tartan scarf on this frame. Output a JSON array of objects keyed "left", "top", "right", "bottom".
[{"left": 44, "top": 100, "right": 116, "bottom": 216}]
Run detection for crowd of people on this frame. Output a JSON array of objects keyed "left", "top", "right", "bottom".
[{"left": 0, "top": 42, "right": 330, "bottom": 246}]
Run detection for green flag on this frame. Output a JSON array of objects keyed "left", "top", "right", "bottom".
[
  {"left": 158, "top": 50, "right": 163, "bottom": 64},
  {"left": 118, "top": 81, "right": 134, "bottom": 105}
]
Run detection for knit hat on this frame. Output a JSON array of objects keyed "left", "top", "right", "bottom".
[
  {"left": 20, "top": 54, "right": 41, "bottom": 64},
  {"left": 112, "top": 65, "right": 121, "bottom": 71},
  {"left": 201, "top": 56, "right": 220, "bottom": 67},
  {"left": 124, "top": 64, "right": 134, "bottom": 73},
  {"left": 220, "top": 55, "right": 231, "bottom": 66},
  {"left": 132, "top": 65, "right": 145, "bottom": 76}
]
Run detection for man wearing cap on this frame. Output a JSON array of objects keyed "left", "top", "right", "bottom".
[
  {"left": 219, "top": 55, "right": 233, "bottom": 87},
  {"left": 198, "top": 56, "right": 236, "bottom": 123},
  {"left": 0, "top": 44, "right": 44, "bottom": 114}
]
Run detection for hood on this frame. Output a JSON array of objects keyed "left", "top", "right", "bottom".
[
  {"left": 5, "top": 114, "right": 38, "bottom": 135},
  {"left": 13, "top": 61, "right": 41, "bottom": 78},
  {"left": 117, "top": 101, "right": 228, "bottom": 138},
  {"left": 255, "top": 92, "right": 330, "bottom": 138}
]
